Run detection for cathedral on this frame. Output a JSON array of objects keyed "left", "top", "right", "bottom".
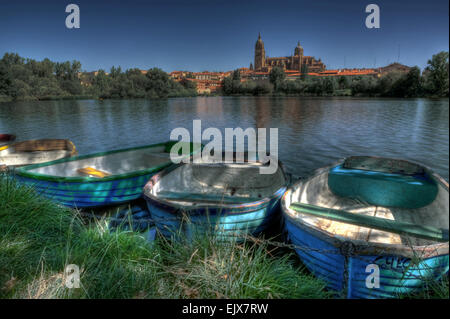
[{"left": 252, "top": 33, "right": 326, "bottom": 73}]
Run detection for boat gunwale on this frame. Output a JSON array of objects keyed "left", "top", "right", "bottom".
[
  {"left": 14, "top": 141, "right": 178, "bottom": 183},
  {"left": 143, "top": 159, "right": 288, "bottom": 213},
  {"left": 0, "top": 134, "right": 16, "bottom": 144},
  {"left": 282, "top": 155, "right": 449, "bottom": 259}
]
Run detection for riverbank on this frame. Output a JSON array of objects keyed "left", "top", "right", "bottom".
[
  {"left": 3, "top": 91, "right": 450, "bottom": 103},
  {"left": 0, "top": 174, "right": 448, "bottom": 299},
  {"left": 0, "top": 174, "right": 331, "bottom": 299}
]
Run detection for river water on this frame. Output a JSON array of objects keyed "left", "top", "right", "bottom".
[{"left": 1, "top": 96, "right": 448, "bottom": 180}]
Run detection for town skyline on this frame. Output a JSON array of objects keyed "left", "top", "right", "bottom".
[{"left": 1, "top": 0, "right": 448, "bottom": 73}]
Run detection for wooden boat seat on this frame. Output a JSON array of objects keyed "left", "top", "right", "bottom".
[
  {"left": 77, "top": 167, "right": 111, "bottom": 178},
  {"left": 297, "top": 201, "right": 406, "bottom": 245},
  {"left": 328, "top": 164, "right": 438, "bottom": 209}
]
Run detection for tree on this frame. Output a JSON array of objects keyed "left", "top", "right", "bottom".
[
  {"left": 110, "top": 66, "right": 122, "bottom": 79},
  {"left": 0, "top": 61, "right": 12, "bottom": 96},
  {"left": 253, "top": 81, "right": 272, "bottom": 95},
  {"left": 423, "top": 51, "right": 449, "bottom": 97},
  {"left": 222, "top": 76, "right": 233, "bottom": 95},
  {"left": 222, "top": 70, "right": 242, "bottom": 95},
  {"left": 1, "top": 53, "right": 24, "bottom": 66},
  {"left": 322, "top": 77, "right": 336, "bottom": 95},
  {"left": 269, "top": 67, "right": 285, "bottom": 92},
  {"left": 300, "top": 64, "right": 309, "bottom": 81},
  {"left": 232, "top": 69, "right": 241, "bottom": 81},
  {"left": 337, "top": 76, "right": 349, "bottom": 89},
  {"left": 375, "top": 72, "right": 402, "bottom": 96},
  {"left": 391, "top": 67, "right": 422, "bottom": 97},
  {"left": 91, "top": 70, "right": 111, "bottom": 97},
  {"left": 145, "top": 67, "right": 172, "bottom": 98},
  {"left": 351, "top": 76, "right": 377, "bottom": 96}
]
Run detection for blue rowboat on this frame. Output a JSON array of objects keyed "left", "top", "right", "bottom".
[
  {"left": 282, "top": 156, "right": 449, "bottom": 299},
  {"left": 108, "top": 199, "right": 154, "bottom": 233},
  {"left": 14, "top": 141, "right": 198, "bottom": 208},
  {"left": 143, "top": 155, "right": 288, "bottom": 240}
]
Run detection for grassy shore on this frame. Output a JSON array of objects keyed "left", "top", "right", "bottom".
[
  {"left": 0, "top": 175, "right": 330, "bottom": 299},
  {"left": 0, "top": 175, "right": 447, "bottom": 299}
]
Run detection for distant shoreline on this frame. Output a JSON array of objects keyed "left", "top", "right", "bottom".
[
  {"left": 2, "top": 94, "right": 449, "bottom": 104},
  {"left": 1, "top": 52, "right": 448, "bottom": 104}
]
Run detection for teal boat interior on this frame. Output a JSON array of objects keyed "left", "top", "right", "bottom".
[
  {"left": 328, "top": 156, "right": 438, "bottom": 209},
  {"left": 284, "top": 157, "right": 449, "bottom": 248}
]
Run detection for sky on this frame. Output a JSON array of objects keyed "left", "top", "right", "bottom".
[{"left": 0, "top": 0, "right": 448, "bottom": 72}]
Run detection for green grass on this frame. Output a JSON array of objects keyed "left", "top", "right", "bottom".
[
  {"left": 0, "top": 175, "right": 330, "bottom": 299},
  {"left": 0, "top": 174, "right": 447, "bottom": 299}
]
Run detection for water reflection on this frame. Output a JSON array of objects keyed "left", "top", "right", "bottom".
[{"left": 1, "top": 96, "right": 448, "bottom": 180}]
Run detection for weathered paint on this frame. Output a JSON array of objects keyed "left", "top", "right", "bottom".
[
  {"left": 285, "top": 215, "right": 449, "bottom": 298},
  {"left": 14, "top": 173, "right": 157, "bottom": 208},
  {"left": 282, "top": 156, "right": 449, "bottom": 299},
  {"left": 145, "top": 187, "right": 286, "bottom": 241},
  {"left": 13, "top": 141, "right": 191, "bottom": 208}
]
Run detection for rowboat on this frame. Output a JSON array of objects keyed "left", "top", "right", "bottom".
[
  {"left": 108, "top": 199, "right": 153, "bottom": 232},
  {"left": 0, "top": 139, "right": 77, "bottom": 167},
  {"left": 282, "top": 156, "right": 449, "bottom": 299},
  {"left": 143, "top": 154, "right": 288, "bottom": 240},
  {"left": 108, "top": 200, "right": 157, "bottom": 242},
  {"left": 14, "top": 141, "right": 198, "bottom": 208},
  {"left": 0, "top": 134, "right": 16, "bottom": 147}
]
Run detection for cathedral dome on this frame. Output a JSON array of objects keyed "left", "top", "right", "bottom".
[{"left": 294, "top": 41, "right": 303, "bottom": 56}]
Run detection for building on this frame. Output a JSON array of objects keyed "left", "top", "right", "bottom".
[
  {"left": 186, "top": 78, "right": 222, "bottom": 94},
  {"left": 378, "top": 63, "right": 411, "bottom": 75},
  {"left": 253, "top": 33, "right": 326, "bottom": 73},
  {"left": 192, "top": 71, "right": 229, "bottom": 81}
]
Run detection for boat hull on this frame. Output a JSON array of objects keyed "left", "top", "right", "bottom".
[
  {"left": 282, "top": 157, "right": 449, "bottom": 299},
  {"left": 143, "top": 159, "right": 288, "bottom": 241},
  {"left": 13, "top": 141, "right": 197, "bottom": 208},
  {"left": 145, "top": 188, "right": 285, "bottom": 241},
  {"left": 14, "top": 172, "right": 158, "bottom": 208},
  {"left": 285, "top": 215, "right": 449, "bottom": 298}
]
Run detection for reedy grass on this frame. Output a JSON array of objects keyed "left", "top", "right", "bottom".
[
  {"left": 0, "top": 175, "right": 330, "bottom": 299},
  {"left": 1, "top": 174, "right": 447, "bottom": 299}
]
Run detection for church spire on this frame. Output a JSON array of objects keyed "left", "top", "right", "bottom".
[{"left": 254, "top": 33, "right": 265, "bottom": 71}]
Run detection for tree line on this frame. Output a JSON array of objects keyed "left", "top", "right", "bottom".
[
  {"left": 0, "top": 51, "right": 448, "bottom": 102},
  {"left": 0, "top": 53, "right": 197, "bottom": 101},
  {"left": 223, "top": 51, "right": 449, "bottom": 98}
]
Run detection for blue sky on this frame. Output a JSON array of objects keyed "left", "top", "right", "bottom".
[{"left": 0, "top": 0, "right": 448, "bottom": 72}]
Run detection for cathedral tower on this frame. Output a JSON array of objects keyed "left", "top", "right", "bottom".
[
  {"left": 294, "top": 41, "right": 303, "bottom": 56},
  {"left": 293, "top": 41, "right": 304, "bottom": 71},
  {"left": 254, "top": 33, "right": 266, "bottom": 71}
]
